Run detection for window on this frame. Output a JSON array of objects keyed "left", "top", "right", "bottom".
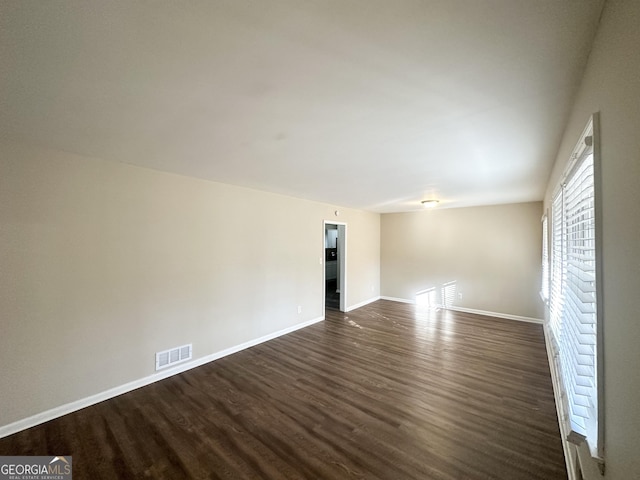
[
  {"left": 541, "top": 214, "right": 549, "bottom": 301},
  {"left": 548, "top": 114, "right": 602, "bottom": 459},
  {"left": 549, "top": 190, "right": 564, "bottom": 341}
]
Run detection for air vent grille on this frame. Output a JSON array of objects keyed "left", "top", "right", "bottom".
[{"left": 155, "top": 343, "right": 192, "bottom": 371}]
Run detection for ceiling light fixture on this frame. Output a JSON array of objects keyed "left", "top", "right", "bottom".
[{"left": 421, "top": 199, "right": 439, "bottom": 208}]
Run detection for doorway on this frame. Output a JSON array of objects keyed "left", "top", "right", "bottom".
[{"left": 324, "top": 222, "right": 346, "bottom": 312}]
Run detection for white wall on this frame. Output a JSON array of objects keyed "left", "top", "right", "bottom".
[
  {"left": 380, "top": 202, "right": 543, "bottom": 320},
  {"left": 0, "top": 141, "right": 380, "bottom": 429},
  {"left": 543, "top": 0, "right": 640, "bottom": 477}
]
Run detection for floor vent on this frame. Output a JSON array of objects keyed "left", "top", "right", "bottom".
[{"left": 155, "top": 344, "right": 192, "bottom": 371}]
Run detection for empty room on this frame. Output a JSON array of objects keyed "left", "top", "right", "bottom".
[{"left": 1, "top": 1, "right": 638, "bottom": 479}]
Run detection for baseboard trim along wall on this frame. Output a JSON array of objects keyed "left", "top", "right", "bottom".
[
  {"left": 345, "top": 296, "right": 380, "bottom": 312},
  {"left": 379, "top": 297, "right": 543, "bottom": 324},
  {"left": 0, "top": 315, "right": 325, "bottom": 439},
  {"left": 0, "top": 301, "right": 542, "bottom": 439},
  {"left": 446, "top": 306, "right": 543, "bottom": 324},
  {"left": 379, "top": 296, "right": 415, "bottom": 304}
]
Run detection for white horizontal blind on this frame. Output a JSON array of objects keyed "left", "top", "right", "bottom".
[
  {"left": 548, "top": 118, "right": 600, "bottom": 457},
  {"left": 549, "top": 191, "right": 564, "bottom": 341},
  {"left": 541, "top": 215, "right": 549, "bottom": 301},
  {"left": 561, "top": 153, "right": 598, "bottom": 443}
]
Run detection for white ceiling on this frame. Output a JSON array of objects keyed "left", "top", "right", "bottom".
[{"left": 0, "top": 1, "right": 604, "bottom": 212}]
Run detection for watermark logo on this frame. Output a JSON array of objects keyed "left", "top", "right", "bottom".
[{"left": 0, "top": 456, "right": 72, "bottom": 480}]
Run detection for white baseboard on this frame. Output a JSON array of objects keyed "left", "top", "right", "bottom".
[
  {"left": 446, "top": 306, "right": 543, "bottom": 324},
  {"left": 0, "top": 315, "right": 324, "bottom": 439},
  {"left": 378, "top": 298, "right": 543, "bottom": 324},
  {"left": 379, "top": 296, "right": 415, "bottom": 304},
  {"left": 345, "top": 296, "right": 380, "bottom": 312}
]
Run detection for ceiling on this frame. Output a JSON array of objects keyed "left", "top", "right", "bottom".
[{"left": 0, "top": 1, "right": 604, "bottom": 212}]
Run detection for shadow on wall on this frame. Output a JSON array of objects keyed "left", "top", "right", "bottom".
[{"left": 416, "top": 281, "right": 457, "bottom": 309}]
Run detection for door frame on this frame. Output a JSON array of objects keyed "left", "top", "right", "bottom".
[{"left": 323, "top": 221, "right": 347, "bottom": 313}]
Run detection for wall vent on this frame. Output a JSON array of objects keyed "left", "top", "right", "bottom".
[{"left": 155, "top": 344, "right": 192, "bottom": 371}]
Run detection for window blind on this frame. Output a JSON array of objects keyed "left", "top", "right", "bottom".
[
  {"left": 561, "top": 153, "right": 597, "bottom": 443},
  {"left": 548, "top": 118, "right": 600, "bottom": 458},
  {"left": 549, "top": 190, "right": 564, "bottom": 341},
  {"left": 541, "top": 215, "right": 549, "bottom": 301}
]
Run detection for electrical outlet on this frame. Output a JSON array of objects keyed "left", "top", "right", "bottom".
[
  {"left": 297, "top": 305, "right": 302, "bottom": 314},
  {"left": 458, "top": 293, "right": 463, "bottom": 300}
]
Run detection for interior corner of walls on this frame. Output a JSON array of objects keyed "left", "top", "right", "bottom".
[
  {"left": 345, "top": 296, "right": 380, "bottom": 312},
  {"left": 380, "top": 203, "right": 544, "bottom": 321}
]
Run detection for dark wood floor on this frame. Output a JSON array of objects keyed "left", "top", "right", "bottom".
[
  {"left": 325, "top": 279, "right": 340, "bottom": 310},
  {"left": 0, "top": 301, "right": 566, "bottom": 479}
]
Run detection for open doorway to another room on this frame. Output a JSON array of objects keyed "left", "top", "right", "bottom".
[{"left": 324, "top": 222, "right": 346, "bottom": 312}]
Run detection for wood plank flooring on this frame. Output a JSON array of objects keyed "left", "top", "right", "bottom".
[
  {"left": 325, "top": 279, "right": 340, "bottom": 310},
  {"left": 0, "top": 300, "right": 567, "bottom": 479}
]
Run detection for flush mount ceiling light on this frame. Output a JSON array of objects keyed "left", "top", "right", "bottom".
[{"left": 421, "top": 199, "right": 439, "bottom": 208}]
